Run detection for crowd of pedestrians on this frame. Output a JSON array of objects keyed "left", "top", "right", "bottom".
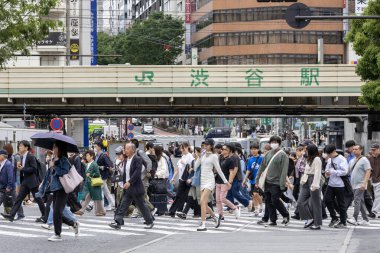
[{"left": 0, "top": 137, "right": 379, "bottom": 241}]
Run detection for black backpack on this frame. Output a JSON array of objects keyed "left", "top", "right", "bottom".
[
  {"left": 35, "top": 158, "right": 45, "bottom": 184},
  {"left": 147, "top": 154, "right": 158, "bottom": 178}
]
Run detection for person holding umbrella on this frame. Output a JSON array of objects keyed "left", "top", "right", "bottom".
[{"left": 48, "top": 141, "right": 78, "bottom": 242}]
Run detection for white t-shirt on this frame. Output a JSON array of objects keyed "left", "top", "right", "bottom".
[
  {"left": 177, "top": 153, "right": 194, "bottom": 180},
  {"left": 326, "top": 155, "right": 348, "bottom": 188}
]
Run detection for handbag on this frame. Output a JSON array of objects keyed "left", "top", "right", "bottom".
[
  {"left": 59, "top": 165, "right": 84, "bottom": 194},
  {"left": 258, "top": 150, "right": 284, "bottom": 191},
  {"left": 192, "top": 166, "right": 201, "bottom": 187},
  {"left": 91, "top": 177, "right": 103, "bottom": 187},
  {"left": 110, "top": 171, "right": 122, "bottom": 183}
]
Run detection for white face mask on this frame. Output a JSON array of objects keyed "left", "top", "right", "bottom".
[
  {"left": 322, "top": 153, "right": 328, "bottom": 159},
  {"left": 270, "top": 143, "right": 279, "bottom": 150}
]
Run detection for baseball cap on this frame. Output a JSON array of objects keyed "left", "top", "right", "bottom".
[
  {"left": 371, "top": 143, "right": 380, "bottom": 149},
  {"left": 115, "top": 146, "right": 123, "bottom": 155}
]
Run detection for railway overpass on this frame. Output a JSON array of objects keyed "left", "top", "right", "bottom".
[{"left": 0, "top": 64, "right": 368, "bottom": 116}]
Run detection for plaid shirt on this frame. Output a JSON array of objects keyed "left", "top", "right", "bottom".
[{"left": 295, "top": 156, "right": 307, "bottom": 178}]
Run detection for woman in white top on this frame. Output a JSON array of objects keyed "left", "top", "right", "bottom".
[
  {"left": 154, "top": 146, "right": 169, "bottom": 179},
  {"left": 194, "top": 139, "right": 231, "bottom": 231},
  {"left": 297, "top": 144, "right": 323, "bottom": 230}
]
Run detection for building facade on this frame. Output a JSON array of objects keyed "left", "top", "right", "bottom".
[{"left": 191, "top": 0, "right": 345, "bottom": 65}]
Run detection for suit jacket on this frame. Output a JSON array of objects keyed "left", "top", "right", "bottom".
[
  {"left": 20, "top": 153, "right": 39, "bottom": 189},
  {"left": 123, "top": 155, "right": 145, "bottom": 196}
]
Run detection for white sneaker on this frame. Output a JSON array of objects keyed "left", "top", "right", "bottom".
[
  {"left": 234, "top": 207, "right": 241, "bottom": 219},
  {"left": 48, "top": 235, "right": 62, "bottom": 242},
  {"left": 347, "top": 218, "right": 358, "bottom": 226},
  {"left": 197, "top": 223, "right": 207, "bottom": 231},
  {"left": 105, "top": 206, "right": 115, "bottom": 211},
  {"left": 358, "top": 220, "right": 370, "bottom": 226},
  {"left": 213, "top": 214, "right": 221, "bottom": 228},
  {"left": 131, "top": 210, "right": 141, "bottom": 218},
  {"left": 41, "top": 224, "right": 53, "bottom": 230}
]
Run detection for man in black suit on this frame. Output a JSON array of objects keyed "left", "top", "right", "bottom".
[
  {"left": 109, "top": 143, "right": 154, "bottom": 229},
  {"left": 1, "top": 140, "right": 45, "bottom": 222}
]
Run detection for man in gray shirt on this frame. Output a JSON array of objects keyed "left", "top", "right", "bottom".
[
  {"left": 347, "top": 145, "right": 371, "bottom": 226},
  {"left": 324, "top": 144, "right": 349, "bottom": 228}
]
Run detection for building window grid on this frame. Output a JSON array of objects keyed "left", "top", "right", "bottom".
[
  {"left": 207, "top": 54, "right": 342, "bottom": 65},
  {"left": 193, "top": 7, "right": 342, "bottom": 32},
  {"left": 194, "top": 30, "right": 344, "bottom": 49}
]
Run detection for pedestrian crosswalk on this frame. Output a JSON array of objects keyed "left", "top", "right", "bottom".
[{"left": 1, "top": 208, "right": 380, "bottom": 239}]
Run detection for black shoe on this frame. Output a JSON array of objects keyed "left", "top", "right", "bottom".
[
  {"left": 35, "top": 217, "right": 45, "bottom": 223},
  {"left": 334, "top": 222, "right": 347, "bottom": 229},
  {"left": 85, "top": 205, "right": 93, "bottom": 212},
  {"left": 1, "top": 213, "right": 14, "bottom": 222},
  {"left": 219, "top": 216, "right": 224, "bottom": 221},
  {"left": 304, "top": 219, "right": 314, "bottom": 228},
  {"left": 15, "top": 216, "right": 24, "bottom": 221},
  {"left": 177, "top": 213, "right": 187, "bottom": 220},
  {"left": 291, "top": 215, "right": 300, "bottom": 220},
  {"left": 328, "top": 218, "right": 339, "bottom": 228},
  {"left": 144, "top": 223, "right": 154, "bottom": 229},
  {"left": 268, "top": 222, "right": 277, "bottom": 226},
  {"left": 282, "top": 216, "right": 290, "bottom": 226},
  {"left": 109, "top": 222, "right": 121, "bottom": 230},
  {"left": 368, "top": 212, "right": 376, "bottom": 219},
  {"left": 257, "top": 220, "right": 268, "bottom": 225},
  {"left": 309, "top": 225, "right": 321, "bottom": 230}
]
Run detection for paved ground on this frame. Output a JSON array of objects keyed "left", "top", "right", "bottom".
[{"left": 0, "top": 204, "right": 378, "bottom": 253}]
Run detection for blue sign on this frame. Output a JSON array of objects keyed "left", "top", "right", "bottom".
[
  {"left": 90, "top": 0, "right": 97, "bottom": 65},
  {"left": 127, "top": 132, "right": 134, "bottom": 139},
  {"left": 128, "top": 124, "right": 134, "bottom": 131}
]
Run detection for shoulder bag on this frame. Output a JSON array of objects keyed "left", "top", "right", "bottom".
[
  {"left": 258, "top": 150, "right": 284, "bottom": 191},
  {"left": 59, "top": 165, "right": 84, "bottom": 193}
]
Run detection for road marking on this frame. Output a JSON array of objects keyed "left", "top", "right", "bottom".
[
  {"left": 339, "top": 227, "right": 354, "bottom": 253},
  {"left": 0, "top": 229, "right": 43, "bottom": 238},
  {"left": 119, "top": 234, "right": 174, "bottom": 253}
]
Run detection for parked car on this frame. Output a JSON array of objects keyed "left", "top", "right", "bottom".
[
  {"left": 142, "top": 123, "right": 154, "bottom": 134},
  {"left": 204, "top": 127, "right": 231, "bottom": 139}
]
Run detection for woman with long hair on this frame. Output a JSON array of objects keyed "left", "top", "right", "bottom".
[
  {"left": 297, "top": 144, "right": 323, "bottom": 230},
  {"left": 48, "top": 141, "right": 78, "bottom": 241},
  {"left": 194, "top": 139, "right": 231, "bottom": 231}
]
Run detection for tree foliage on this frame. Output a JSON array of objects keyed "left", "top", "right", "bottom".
[
  {"left": 98, "top": 12, "right": 184, "bottom": 65},
  {"left": 346, "top": 1, "right": 380, "bottom": 110},
  {"left": 0, "top": 0, "right": 61, "bottom": 68}
]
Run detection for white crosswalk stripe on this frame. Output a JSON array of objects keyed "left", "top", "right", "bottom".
[{"left": 1, "top": 206, "right": 380, "bottom": 239}]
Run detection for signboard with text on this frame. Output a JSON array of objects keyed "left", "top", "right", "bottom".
[{"left": 37, "top": 32, "right": 66, "bottom": 46}]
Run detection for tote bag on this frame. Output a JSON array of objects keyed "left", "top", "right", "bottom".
[
  {"left": 59, "top": 165, "right": 84, "bottom": 194},
  {"left": 258, "top": 150, "right": 284, "bottom": 191}
]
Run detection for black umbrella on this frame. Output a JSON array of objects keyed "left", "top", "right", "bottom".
[{"left": 30, "top": 132, "right": 79, "bottom": 153}]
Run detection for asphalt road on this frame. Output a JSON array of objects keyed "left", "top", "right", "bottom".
[{"left": 0, "top": 204, "right": 378, "bottom": 253}]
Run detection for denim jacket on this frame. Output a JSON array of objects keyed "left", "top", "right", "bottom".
[{"left": 51, "top": 157, "right": 71, "bottom": 192}]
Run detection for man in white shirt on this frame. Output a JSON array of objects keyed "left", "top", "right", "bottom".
[{"left": 324, "top": 144, "right": 349, "bottom": 228}]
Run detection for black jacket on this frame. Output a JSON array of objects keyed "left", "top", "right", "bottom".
[
  {"left": 20, "top": 152, "right": 39, "bottom": 189},
  {"left": 96, "top": 153, "right": 113, "bottom": 180},
  {"left": 123, "top": 155, "right": 145, "bottom": 196}
]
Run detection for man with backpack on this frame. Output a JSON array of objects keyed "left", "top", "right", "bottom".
[{"left": 94, "top": 141, "right": 115, "bottom": 211}]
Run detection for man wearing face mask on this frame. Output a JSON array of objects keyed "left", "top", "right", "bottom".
[{"left": 255, "top": 136, "right": 289, "bottom": 226}]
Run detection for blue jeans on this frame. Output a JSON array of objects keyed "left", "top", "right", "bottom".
[
  {"left": 226, "top": 180, "right": 250, "bottom": 207},
  {"left": 47, "top": 203, "right": 77, "bottom": 225}
]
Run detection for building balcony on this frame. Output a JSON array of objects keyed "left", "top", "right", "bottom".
[{"left": 50, "top": 0, "right": 66, "bottom": 13}]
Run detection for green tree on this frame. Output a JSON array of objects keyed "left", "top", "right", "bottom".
[
  {"left": 124, "top": 12, "right": 184, "bottom": 65},
  {"left": 97, "top": 32, "right": 120, "bottom": 65},
  {"left": 346, "top": 1, "right": 380, "bottom": 110},
  {"left": 0, "top": 0, "right": 61, "bottom": 68}
]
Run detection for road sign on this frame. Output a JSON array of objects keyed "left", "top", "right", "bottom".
[
  {"left": 50, "top": 118, "right": 64, "bottom": 131},
  {"left": 128, "top": 124, "right": 134, "bottom": 131},
  {"left": 127, "top": 132, "right": 134, "bottom": 139}
]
